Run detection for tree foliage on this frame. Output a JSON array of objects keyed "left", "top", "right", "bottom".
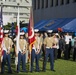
[
  {"left": 3, "top": 22, "right": 17, "bottom": 30},
  {"left": 3, "top": 21, "right": 28, "bottom": 30}
]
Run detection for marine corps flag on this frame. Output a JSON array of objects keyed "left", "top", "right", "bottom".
[
  {"left": 28, "top": 8, "right": 35, "bottom": 69},
  {"left": 28, "top": 8, "right": 35, "bottom": 51}
]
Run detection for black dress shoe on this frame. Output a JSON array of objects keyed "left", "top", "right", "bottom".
[
  {"left": 1, "top": 72, "right": 4, "bottom": 74},
  {"left": 24, "top": 71, "right": 28, "bottom": 73},
  {"left": 51, "top": 69, "right": 56, "bottom": 72},
  {"left": 22, "top": 70, "right": 28, "bottom": 72},
  {"left": 42, "top": 70, "right": 46, "bottom": 72},
  {"left": 16, "top": 71, "right": 19, "bottom": 73},
  {"left": 30, "top": 71, "right": 33, "bottom": 73},
  {"left": 35, "top": 70, "right": 40, "bottom": 72},
  {"left": 8, "top": 71, "right": 13, "bottom": 74}
]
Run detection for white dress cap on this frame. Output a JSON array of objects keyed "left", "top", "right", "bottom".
[
  {"left": 4, "top": 30, "right": 9, "bottom": 33},
  {"left": 47, "top": 30, "right": 53, "bottom": 33},
  {"left": 20, "top": 32, "right": 25, "bottom": 35},
  {"left": 34, "top": 29, "right": 39, "bottom": 32},
  {"left": 55, "top": 33, "right": 59, "bottom": 35}
]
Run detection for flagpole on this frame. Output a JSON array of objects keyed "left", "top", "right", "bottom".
[
  {"left": 15, "top": 2, "right": 20, "bottom": 70},
  {"left": 16, "top": 2, "right": 20, "bottom": 31},
  {"left": 0, "top": 2, "right": 3, "bottom": 72}
]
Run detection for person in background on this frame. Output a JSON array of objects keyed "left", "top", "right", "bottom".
[
  {"left": 71, "top": 36, "right": 75, "bottom": 49},
  {"left": 53, "top": 33, "right": 59, "bottom": 60},
  {"left": 68, "top": 39, "right": 72, "bottom": 59},
  {"left": 71, "top": 36, "right": 75, "bottom": 59},
  {"left": 44, "top": 32, "right": 48, "bottom": 38},
  {"left": 58, "top": 35, "right": 65, "bottom": 58},
  {"left": 68, "top": 34, "right": 72, "bottom": 59},
  {"left": 73, "top": 37, "right": 76, "bottom": 61},
  {"left": 64, "top": 33, "right": 70, "bottom": 60}
]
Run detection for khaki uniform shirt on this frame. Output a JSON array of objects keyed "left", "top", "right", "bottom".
[
  {"left": 19, "top": 39, "right": 27, "bottom": 51},
  {"left": 34, "top": 36, "right": 42, "bottom": 49},
  {"left": 40, "top": 37, "right": 43, "bottom": 45},
  {"left": 3, "top": 37, "right": 13, "bottom": 50},
  {"left": 44, "top": 37, "right": 56, "bottom": 48}
]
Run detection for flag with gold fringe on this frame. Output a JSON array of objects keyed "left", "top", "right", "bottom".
[{"left": 28, "top": 8, "right": 36, "bottom": 70}]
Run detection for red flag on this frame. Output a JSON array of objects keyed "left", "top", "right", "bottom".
[
  {"left": 28, "top": 8, "right": 35, "bottom": 51},
  {"left": 28, "top": 8, "right": 36, "bottom": 64},
  {"left": 15, "top": 26, "right": 18, "bottom": 35}
]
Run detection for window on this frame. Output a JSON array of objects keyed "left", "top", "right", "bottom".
[
  {"left": 25, "top": 0, "right": 29, "bottom": 3},
  {"left": 38, "top": 0, "right": 40, "bottom": 9},
  {"left": 66, "top": 0, "right": 69, "bottom": 4},
  {"left": 73, "top": 0, "right": 76, "bottom": 2},
  {"left": 42, "top": 0, "right": 44, "bottom": 8},
  {"left": 45, "top": 0, "right": 48, "bottom": 8},
  {"left": 8, "top": 12, "right": 12, "bottom": 15},
  {"left": 55, "top": 0, "right": 58, "bottom": 6},
  {"left": 3, "top": 12, "right": 8, "bottom": 15},
  {"left": 1, "top": 0, "right": 6, "bottom": 1},
  {"left": 51, "top": 0, "right": 53, "bottom": 7},
  {"left": 8, "top": 6, "right": 11, "bottom": 9},
  {"left": 13, "top": 0, "right": 16, "bottom": 2},
  {"left": 20, "top": 0, "right": 22, "bottom": 2},
  {"left": 20, "top": 13, "right": 23, "bottom": 15},
  {"left": 34, "top": 0, "right": 36, "bottom": 10},
  {"left": 60, "top": 0, "right": 64, "bottom": 5}
]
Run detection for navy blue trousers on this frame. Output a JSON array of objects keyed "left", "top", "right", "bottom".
[
  {"left": 44, "top": 48, "right": 54, "bottom": 70},
  {"left": 17, "top": 51, "right": 26, "bottom": 72},
  {"left": 31, "top": 49, "right": 40, "bottom": 71},
  {"left": 1, "top": 50, "right": 12, "bottom": 73}
]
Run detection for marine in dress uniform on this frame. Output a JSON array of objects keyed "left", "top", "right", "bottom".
[
  {"left": 31, "top": 29, "right": 41, "bottom": 72},
  {"left": 16, "top": 32, "right": 27, "bottom": 73},
  {"left": 1, "top": 30, "right": 13, "bottom": 74},
  {"left": 43, "top": 30, "right": 56, "bottom": 72}
]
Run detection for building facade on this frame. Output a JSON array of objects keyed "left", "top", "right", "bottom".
[
  {"left": 32, "top": 0, "right": 76, "bottom": 24},
  {"left": 0, "top": 0, "right": 32, "bottom": 25}
]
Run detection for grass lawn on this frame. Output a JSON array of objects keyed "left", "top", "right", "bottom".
[{"left": 1, "top": 59, "right": 76, "bottom": 75}]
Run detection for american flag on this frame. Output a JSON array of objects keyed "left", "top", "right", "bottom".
[
  {"left": 0, "top": 5, "right": 3, "bottom": 43},
  {"left": 0, "top": 5, "right": 3, "bottom": 69}
]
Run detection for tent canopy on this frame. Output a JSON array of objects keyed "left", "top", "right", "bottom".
[
  {"left": 62, "top": 19, "right": 76, "bottom": 32},
  {"left": 34, "top": 18, "right": 75, "bottom": 32},
  {"left": 21, "top": 27, "right": 28, "bottom": 32},
  {"left": 34, "top": 20, "right": 47, "bottom": 29}
]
